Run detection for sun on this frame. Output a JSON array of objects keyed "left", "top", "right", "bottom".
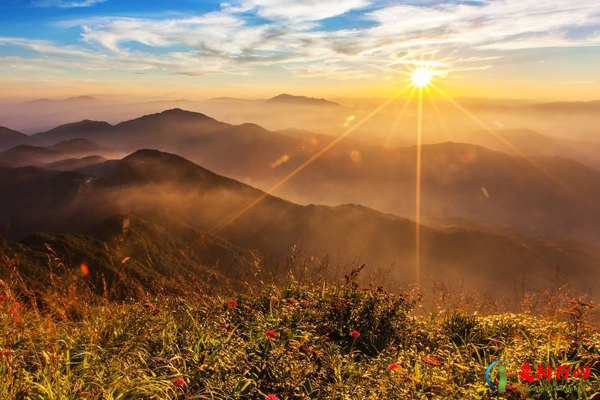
[{"left": 412, "top": 68, "right": 433, "bottom": 88}]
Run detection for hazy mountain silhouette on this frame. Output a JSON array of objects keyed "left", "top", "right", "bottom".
[
  {"left": 0, "top": 126, "right": 36, "bottom": 152},
  {"left": 0, "top": 149, "right": 599, "bottom": 297},
  {"left": 453, "top": 128, "right": 600, "bottom": 170},
  {"left": 32, "top": 120, "right": 113, "bottom": 145},
  {"left": 44, "top": 155, "right": 108, "bottom": 171},
  {"left": 18, "top": 109, "right": 600, "bottom": 245},
  {"left": 0, "top": 138, "right": 119, "bottom": 167},
  {"left": 266, "top": 94, "right": 343, "bottom": 108}
]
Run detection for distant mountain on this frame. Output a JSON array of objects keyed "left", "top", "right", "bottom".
[
  {"left": 0, "top": 138, "right": 119, "bottom": 167},
  {"left": 23, "top": 110, "right": 600, "bottom": 245},
  {"left": 31, "top": 120, "right": 113, "bottom": 145},
  {"left": 0, "top": 145, "right": 61, "bottom": 167},
  {"left": 266, "top": 94, "right": 343, "bottom": 108},
  {"left": 44, "top": 155, "right": 108, "bottom": 171},
  {"left": 0, "top": 126, "right": 36, "bottom": 152},
  {"left": 21, "top": 96, "right": 101, "bottom": 108},
  {"left": 525, "top": 100, "right": 600, "bottom": 114},
  {"left": 454, "top": 128, "right": 600, "bottom": 170},
  {"left": 1, "top": 149, "right": 599, "bottom": 298},
  {"left": 32, "top": 109, "right": 229, "bottom": 150}
]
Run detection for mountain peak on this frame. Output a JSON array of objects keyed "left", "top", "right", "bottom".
[{"left": 266, "top": 94, "right": 342, "bottom": 107}]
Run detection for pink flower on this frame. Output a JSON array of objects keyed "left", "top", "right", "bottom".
[
  {"left": 388, "top": 362, "right": 401, "bottom": 371},
  {"left": 350, "top": 330, "right": 361, "bottom": 339},
  {"left": 172, "top": 378, "right": 186, "bottom": 388},
  {"left": 266, "top": 330, "right": 278, "bottom": 339},
  {"left": 265, "top": 395, "right": 280, "bottom": 400},
  {"left": 227, "top": 299, "right": 238, "bottom": 308}
]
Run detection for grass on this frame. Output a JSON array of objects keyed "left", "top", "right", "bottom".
[{"left": 1, "top": 276, "right": 600, "bottom": 399}]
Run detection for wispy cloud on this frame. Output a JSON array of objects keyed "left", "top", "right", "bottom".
[
  {"left": 35, "top": 0, "right": 108, "bottom": 8},
  {"left": 236, "top": 0, "right": 371, "bottom": 22},
  {"left": 4, "top": 0, "right": 600, "bottom": 81}
]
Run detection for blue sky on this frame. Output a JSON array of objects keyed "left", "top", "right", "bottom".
[{"left": 1, "top": 0, "right": 600, "bottom": 99}]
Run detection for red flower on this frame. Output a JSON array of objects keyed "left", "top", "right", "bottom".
[
  {"left": 350, "top": 330, "right": 361, "bottom": 339},
  {"left": 0, "top": 348, "right": 14, "bottom": 356},
  {"left": 0, "top": 295, "right": 6, "bottom": 302},
  {"left": 227, "top": 299, "right": 238, "bottom": 308},
  {"left": 388, "top": 362, "right": 401, "bottom": 371},
  {"left": 266, "top": 330, "right": 278, "bottom": 339},
  {"left": 265, "top": 395, "right": 280, "bottom": 400},
  {"left": 492, "top": 338, "right": 500, "bottom": 342},
  {"left": 172, "top": 378, "right": 186, "bottom": 388}
]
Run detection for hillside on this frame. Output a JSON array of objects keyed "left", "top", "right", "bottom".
[
  {"left": 453, "top": 128, "right": 600, "bottom": 170},
  {"left": 1, "top": 149, "right": 599, "bottom": 299},
  {"left": 0, "top": 138, "right": 119, "bottom": 167},
  {"left": 0, "top": 279, "right": 598, "bottom": 399},
  {"left": 0, "top": 214, "right": 259, "bottom": 299},
  {"left": 44, "top": 155, "right": 108, "bottom": 171},
  {"left": 31, "top": 120, "right": 113, "bottom": 146},
  {"left": 0, "top": 126, "right": 36, "bottom": 152}
]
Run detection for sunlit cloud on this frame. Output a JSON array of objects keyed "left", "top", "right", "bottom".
[{"left": 2, "top": 0, "right": 600, "bottom": 82}]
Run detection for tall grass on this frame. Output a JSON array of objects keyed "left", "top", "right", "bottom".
[{"left": 1, "top": 267, "right": 600, "bottom": 399}]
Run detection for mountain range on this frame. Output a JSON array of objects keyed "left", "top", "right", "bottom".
[
  {"left": 5, "top": 109, "right": 598, "bottom": 246},
  {"left": 1, "top": 149, "right": 598, "bottom": 300},
  {"left": 0, "top": 105, "right": 599, "bottom": 301}
]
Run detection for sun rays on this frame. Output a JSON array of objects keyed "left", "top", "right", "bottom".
[{"left": 208, "top": 56, "right": 584, "bottom": 286}]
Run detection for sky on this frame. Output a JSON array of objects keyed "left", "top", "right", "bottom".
[{"left": 0, "top": 0, "right": 599, "bottom": 100}]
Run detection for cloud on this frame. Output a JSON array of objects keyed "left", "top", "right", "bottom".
[
  {"left": 237, "top": 0, "right": 371, "bottom": 22},
  {"left": 5, "top": 0, "right": 600, "bottom": 81},
  {"left": 35, "top": 0, "right": 108, "bottom": 8}
]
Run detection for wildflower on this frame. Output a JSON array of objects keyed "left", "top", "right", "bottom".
[
  {"left": 0, "top": 348, "right": 14, "bottom": 356},
  {"left": 227, "top": 299, "right": 238, "bottom": 308},
  {"left": 80, "top": 263, "right": 89, "bottom": 276},
  {"left": 492, "top": 338, "right": 500, "bottom": 342},
  {"left": 266, "top": 330, "right": 278, "bottom": 339},
  {"left": 13, "top": 302, "right": 21, "bottom": 309},
  {"left": 388, "top": 362, "right": 401, "bottom": 371},
  {"left": 322, "top": 334, "right": 329, "bottom": 341},
  {"left": 350, "top": 330, "right": 361, "bottom": 339},
  {"left": 172, "top": 378, "right": 186, "bottom": 389},
  {"left": 0, "top": 295, "right": 6, "bottom": 302},
  {"left": 119, "top": 304, "right": 125, "bottom": 310},
  {"left": 265, "top": 395, "right": 280, "bottom": 400}
]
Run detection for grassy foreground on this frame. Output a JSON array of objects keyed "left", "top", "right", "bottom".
[{"left": 1, "top": 279, "right": 600, "bottom": 400}]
